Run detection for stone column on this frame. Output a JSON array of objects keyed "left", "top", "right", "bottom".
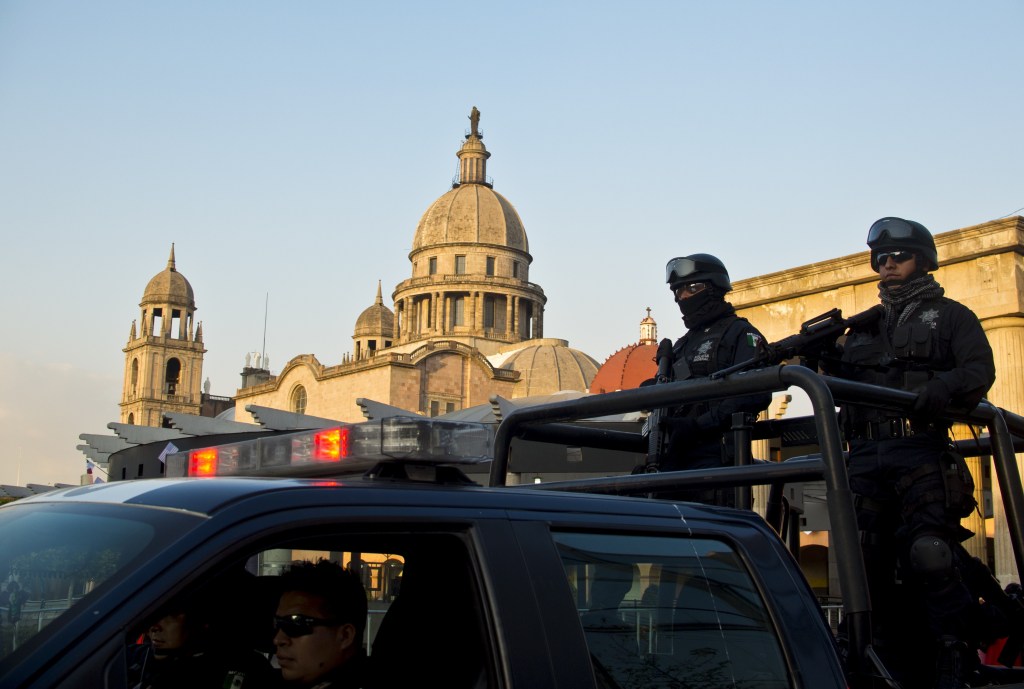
[
  {"left": 505, "top": 296, "right": 514, "bottom": 338},
  {"left": 980, "top": 316, "right": 1024, "bottom": 584},
  {"left": 535, "top": 302, "right": 544, "bottom": 339}
]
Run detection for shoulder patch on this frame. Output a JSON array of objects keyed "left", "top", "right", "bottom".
[{"left": 745, "top": 332, "right": 762, "bottom": 348}]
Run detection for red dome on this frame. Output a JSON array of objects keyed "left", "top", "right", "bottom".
[{"left": 589, "top": 342, "right": 659, "bottom": 393}]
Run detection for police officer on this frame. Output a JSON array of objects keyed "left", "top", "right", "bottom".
[
  {"left": 659, "top": 254, "right": 771, "bottom": 505},
  {"left": 832, "top": 218, "right": 995, "bottom": 689}
]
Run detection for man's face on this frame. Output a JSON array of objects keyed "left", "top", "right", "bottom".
[
  {"left": 875, "top": 249, "right": 918, "bottom": 285},
  {"left": 148, "top": 612, "right": 189, "bottom": 654},
  {"left": 274, "top": 591, "right": 355, "bottom": 684},
  {"left": 673, "top": 281, "right": 707, "bottom": 302}
]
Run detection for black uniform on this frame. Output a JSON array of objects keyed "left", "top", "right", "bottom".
[
  {"left": 662, "top": 305, "right": 771, "bottom": 505},
  {"left": 834, "top": 290, "right": 995, "bottom": 686}
]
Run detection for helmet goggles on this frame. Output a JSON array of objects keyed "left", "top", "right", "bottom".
[
  {"left": 867, "top": 217, "right": 919, "bottom": 244},
  {"left": 665, "top": 257, "right": 718, "bottom": 287}
]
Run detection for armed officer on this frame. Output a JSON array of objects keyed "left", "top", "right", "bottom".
[
  {"left": 658, "top": 254, "right": 771, "bottom": 505},
  {"left": 829, "top": 218, "right": 995, "bottom": 689}
]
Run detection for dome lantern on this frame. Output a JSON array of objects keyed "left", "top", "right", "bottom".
[{"left": 455, "top": 106, "right": 491, "bottom": 188}]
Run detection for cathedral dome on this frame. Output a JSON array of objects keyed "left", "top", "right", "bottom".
[
  {"left": 589, "top": 309, "right": 662, "bottom": 393},
  {"left": 497, "top": 339, "right": 600, "bottom": 398},
  {"left": 411, "top": 181, "right": 528, "bottom": 253},
  {"left": 354, "top": 282, "right": 395, "bottom": 338},
  {"left": 589, "top": 343, "right": 658, "bottom": 393},
  {"left": 142, "top": 244, "right": 195, "bottom": 308}
]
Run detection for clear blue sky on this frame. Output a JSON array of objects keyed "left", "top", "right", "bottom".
[{"left": 1, "top": 1, "right": 1021, "bottom": 486}]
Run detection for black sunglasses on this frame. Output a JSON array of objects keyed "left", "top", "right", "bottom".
[
  {"left": 273, "top": 614, "right": 339, "bottom": 638},
  {"left": 875, "top": 250, "right": 915, "bottom": 266},
  {"left": 673, "top": 281, "right": 707, "bottom": 298}
]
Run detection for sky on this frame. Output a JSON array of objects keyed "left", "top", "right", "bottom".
[{"left": 0, "top": 1, "right": 1021, "bottom": 486}]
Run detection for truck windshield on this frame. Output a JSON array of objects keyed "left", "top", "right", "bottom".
[{"left": 0, "top": 502, "right": 202, "bottom": 663}]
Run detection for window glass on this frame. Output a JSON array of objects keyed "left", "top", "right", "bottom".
[
  {"left": 124, "top": 532, "right": 492, "bottom": 689},
  {"left": 485, "top": 257, "right": 495, "bottom": 276},
  {"left": 553, "top": 531, "right": 789, "bottom": 689},
  {"left": 0, "top": 503, "right": 200, "bottom": 664},
  {"left": 451, "top": 296, "right": 465, "bottom": 327},
  {"left": 455, "top": 255, "right": 466, "bottom": 274},
  {"left": 291, "top": 385, "right": 307, "bottom": 415},
  {"left": 428, "top": 257, "right": 437, "bottom": 275}
]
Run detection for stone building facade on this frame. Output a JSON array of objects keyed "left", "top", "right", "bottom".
[
  {"left": 120, "top": 245, "right": 206, "bottom": 427},
  {"left": 230, "top": 110, "right": 599, "bottom": 422}
]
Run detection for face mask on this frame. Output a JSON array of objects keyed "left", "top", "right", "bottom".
[{"left": 677, "top": 289, "right": 723, "bottom": 329}]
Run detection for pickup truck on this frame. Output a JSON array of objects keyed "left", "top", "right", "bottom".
[{"left": 1, "top": 365, "right": 1022, "bottom": 688}]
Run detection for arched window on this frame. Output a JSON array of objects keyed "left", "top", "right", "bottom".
[
  {"left": 130, "top": 359, "right": 139, "bottom": 394},
  {"left": 164, "top": 358, "right": 181, "bottom": 396},
  {"left": 127, "top": 413, "right": 134, "bottom": 425},
  {"left": 291, "top": 385, "right": 308, "bottom": 415}
]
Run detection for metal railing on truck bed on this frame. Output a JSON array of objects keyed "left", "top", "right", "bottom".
[{"left": 489, "top": 364, "right": 1024, "bottom": 689}]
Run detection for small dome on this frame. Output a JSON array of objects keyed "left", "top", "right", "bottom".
[
  {"left": 142, "top": 244, "right": 195, "bottom": 308},
  {"left": 412, "top": 184, "right": 528, "bottom": 253},
  {"left": 354, "top": 282, "right": 395, "bottom": 338},
  {"left": 590, "top": 342, "right": 659, "bottom": 393},
  {"left": 499, "top": 339, "right": 600, "bottom": 398}
]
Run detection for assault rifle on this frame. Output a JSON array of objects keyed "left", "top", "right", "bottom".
[
  {"left": 710, "top": 305, "right": 884, "bottom": 380},
  {"left": 641, "top": 338, "right": 675, "bottom": 472}
]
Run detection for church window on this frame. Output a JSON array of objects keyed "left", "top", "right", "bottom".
[
  {"left": 429, "top": 400, "right": 439, "bottom": 417},
  {"left": 170, "top": 309, "right": 182, "bottom": 339},
  {"left": 152, "top": 308, "right": 163, "bottom": 336},
  {"left": 451, "top": 296, "right": 465, "bottom": 327},
  {"left": 483, "top": 295, "right": 506, "bottom": 331},
  {"left": 291, "top": 385, "right": 308, "bottom": 415},
  {"left": 512, "top": 262, "right": 520, "bottom": 279},
  {"left": 164, "top": 358, "right": 181, "bottom": 396},
  {"left": 486, "top": 257, "right": 495, "bottom": 276},
  {"left": 127, "top": 413, "right": 134, "bottom": 425},
  {"left": 130, "top": 358, "right": 139, "bottom": 394},
  {"left": 446, "top": 402, "right": 456, "bottom": 414},
  {"left": 455, "top": 255, "right": 466, "bottom": 274},
  {"left": 429, "top": 257, "right": 437, "bottom": 275},
  {"left": 368, "top": 339, "right": 377, "bottom": 352}
]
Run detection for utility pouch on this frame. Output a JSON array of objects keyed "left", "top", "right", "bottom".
[
  {"left": 892, "top": 323, "right": 932, "bottom": 361},
  {"left": 940, "top": 449, "right": 978, "bottom": 518}
]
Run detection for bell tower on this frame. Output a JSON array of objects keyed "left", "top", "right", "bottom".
[{"left": 120, "top": 245, "right": 206, "bottom": 427}]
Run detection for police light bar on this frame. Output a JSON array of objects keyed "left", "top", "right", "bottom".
[{"left": 165, "top": 416, "right": 495, "bottom": 478}]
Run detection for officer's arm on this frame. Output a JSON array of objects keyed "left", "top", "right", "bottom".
[{"left": 933, "top": 305, "right": 996, "bottom": 409}]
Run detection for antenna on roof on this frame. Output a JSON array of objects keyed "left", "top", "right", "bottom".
[{"left": 261, "top": 293, "right": 269, "bottom": 370}]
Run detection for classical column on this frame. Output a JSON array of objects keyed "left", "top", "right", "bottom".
[
  {"left": 505, "top": 296, "right": 514, "bottom": 339},
  {"left": 981, "top": 316, "right": 1024, "bottom": 584},
  {"left": 535, "top": 301, "right": 544, "bottom": 339}
]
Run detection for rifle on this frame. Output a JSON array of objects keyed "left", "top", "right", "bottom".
[
  {"left": 710, "top": 305, "right": 884, "bottom": 380},
  {"left": 641, "top": 338, "right": 675, "bottom": 471}
]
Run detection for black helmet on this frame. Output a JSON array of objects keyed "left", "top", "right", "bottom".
[
  {"left": 867, "top": 217, "right": 938, "bottom": 272},
  {"left": 665, "top": 253, "right": 731, "bottom": 292}
]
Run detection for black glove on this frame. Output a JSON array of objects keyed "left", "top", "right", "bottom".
[{"left": 913, "top": 378, "right": 952, "bottom": 418}]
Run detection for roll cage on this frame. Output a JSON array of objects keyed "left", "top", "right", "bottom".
[{"left": 489, "top": 364, "right": 1024, "bottom": 688}]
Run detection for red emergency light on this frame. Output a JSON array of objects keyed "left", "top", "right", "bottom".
[
  {"left": 313, "top": 427, "right": 350, "bottom": 462},
  {"left": 189, "top": 448, "right": 219, "bottom": 477}
]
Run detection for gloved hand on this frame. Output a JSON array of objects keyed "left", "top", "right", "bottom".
[{"left": 913, "top": 378, "right": 952, "bottom": 418}]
